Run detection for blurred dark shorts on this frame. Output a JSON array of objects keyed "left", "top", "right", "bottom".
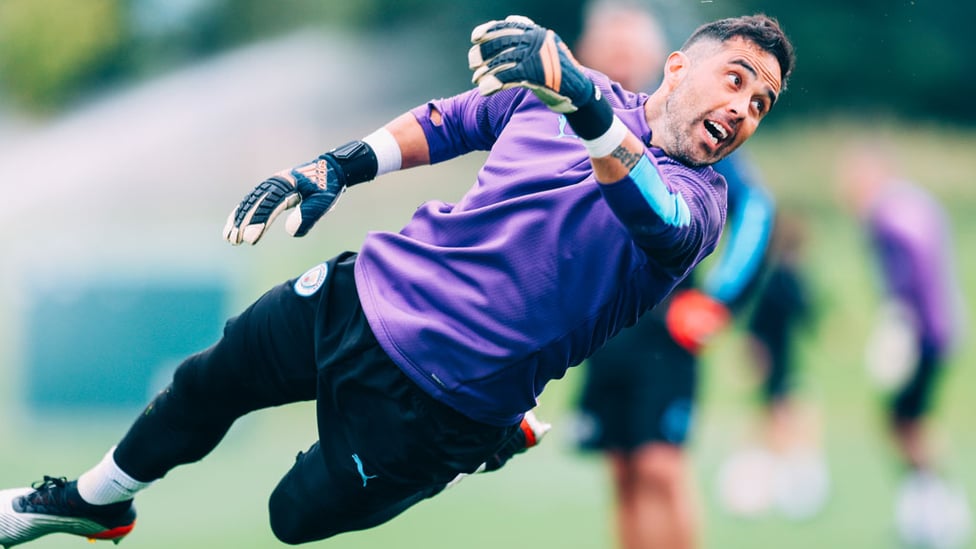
[
  {"left": 891, "top": 345, "right": 945, "bottom": 422},
  {"left": 574, "top": 308, "right": 698, "bottom": 452}
]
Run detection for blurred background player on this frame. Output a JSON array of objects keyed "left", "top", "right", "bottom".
[
  {"left": 836, "top": 141, "right": 971, "bottom": 549},
  {"left": 570, "top": 2, "right": 824, "bottom": 547},
  {"left": 716, "top": 210, "right": 826, "bottom": 521}
]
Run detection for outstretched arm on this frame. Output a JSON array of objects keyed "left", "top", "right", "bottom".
[
  {"left": 469, "top": 15, "right": 645, "bottom": 185},
  {"left": 221, "top": 111, "right": 431, "bottom": 246},
  {"left": 469, "top": 16, "right": 718, "bottom": 265},
  {"left": 385, "top": 112, "right": 431, "bottom": 170}
]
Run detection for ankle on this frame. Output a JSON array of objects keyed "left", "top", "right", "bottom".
[
  {"left": 77, "top": 447, "right": 152, "bottom": 505},
  {"left": 66, "top": 481, "right": 128, "bottom": 510}
]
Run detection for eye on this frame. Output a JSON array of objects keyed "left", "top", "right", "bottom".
[
  {"left": 751, "top": 98, "right": 767, "bottom": 115},
  {"left": 726, "top": 72, "right": 741, "bottom": 87}
]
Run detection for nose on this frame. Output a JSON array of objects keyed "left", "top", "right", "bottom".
[{"left": 728, "top": 94, "right": 750, "bottom": 120}]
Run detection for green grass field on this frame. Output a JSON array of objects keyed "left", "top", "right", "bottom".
[{"left": 2, "top": 120, "right": 974, "bottom": 548}]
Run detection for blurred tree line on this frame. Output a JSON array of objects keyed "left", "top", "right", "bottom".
[{"left": 0, "top": 0, "right": 972, "bottom": 125}]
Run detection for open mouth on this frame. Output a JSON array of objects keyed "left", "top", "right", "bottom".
[{"left": 704, "top": 119, "right": 729, "bottom": 147}]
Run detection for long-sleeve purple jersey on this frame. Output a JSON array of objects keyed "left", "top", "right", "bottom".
[
  {"left": 355, "top": 77, "right": 727, "bottom": 426},
  {"left": 868, "top": 180, "right": 964, "bottom": 354}
]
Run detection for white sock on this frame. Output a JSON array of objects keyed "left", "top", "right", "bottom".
[{"left": 77, "top": 447, "right": 153, "bottom": 505}]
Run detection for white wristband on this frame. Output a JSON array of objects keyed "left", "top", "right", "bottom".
[
  {"left": 362, "top": 127, "right": 402, "bottom": 177},
  {"left": 581, "top": 116, "right": 628, "bottom": 158}
]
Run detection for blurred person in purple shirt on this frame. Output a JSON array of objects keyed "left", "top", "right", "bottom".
[
  {"left": 838, "top": 141, "right": 970, "bottom": 549},
  {"left": 0, "top": 14, "right": 794, "bottom": 548}
]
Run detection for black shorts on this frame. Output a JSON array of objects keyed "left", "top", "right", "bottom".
[
  {"left": 575, "top": 306, "right": 697, "bottom": 452},
  {"left": 270, "top": 252, "right": 520, "bottom": 543},
  {"left": 890, "top": 345, "right": 945, "bottom": 423},
  {"left": 121, "top": 251, "right": 518, "bottom": 544}
]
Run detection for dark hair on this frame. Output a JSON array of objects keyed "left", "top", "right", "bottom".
[{"left": 681, "top": 14, "right": 795, "bottom": 91}]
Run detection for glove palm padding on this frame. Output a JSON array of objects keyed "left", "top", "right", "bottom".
[
  {"left": 222, "top": 156, "right": 345, "bottom": 245},
  {"left": 469, "top": 15, "right": 595, "bottom": 113}
]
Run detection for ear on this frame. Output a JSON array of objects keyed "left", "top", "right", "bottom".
[{"left": 662, "top": 51, "right": 689, "bottom": 89}]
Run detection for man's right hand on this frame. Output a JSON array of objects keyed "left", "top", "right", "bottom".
[
  {"left": 222, "top": 156, "right": 346, "bottom": 245},
  {"left": 468, "top": 15, "right": 596, "bottom": 114}
]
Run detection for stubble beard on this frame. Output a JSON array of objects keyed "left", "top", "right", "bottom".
[{"left": 660, "top": 94, "right": 713, "bottom": 168}]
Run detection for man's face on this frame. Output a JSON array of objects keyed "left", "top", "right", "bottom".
[{"left": 657, "top": 37, "right": 782, "bottom": 167}]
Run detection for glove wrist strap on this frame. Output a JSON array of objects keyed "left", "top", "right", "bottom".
[
  {"left": 324, "top": 140, "right": 378, "bottom": 186},
  {"left": 564, "top": 89, "right": 614, "bottom": 141},
  {"left": 582, "top": 116, "right": 628, "bottom": 158}
]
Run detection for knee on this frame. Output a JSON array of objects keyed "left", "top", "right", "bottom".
[
  {"left": 268, "top": 513, "right": 310, "bottom": 545},
  {"left": 268, "top": 449, "right": 347, "bottom": 545},
  {"left": 269, "top": 482, "right": 337, "bottom": 545},
  {"left": 632, "top": 443, "right": 687, "bottom": 494},
  {"left": 167, "top": 350, "right": 215, "bottom": 409}
]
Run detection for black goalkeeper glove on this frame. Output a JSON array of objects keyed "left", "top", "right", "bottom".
[
  {"left": 223, "top": 141, "right": 377, "bottom": 245},
  {"left": 468, "top": 15, "right": 597, "bottom": 114},
  {"left": 222, "top": 156, "right": 345, "bottom": 245}
]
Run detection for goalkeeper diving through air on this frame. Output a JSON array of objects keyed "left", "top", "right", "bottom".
[{"left": 0, "top": 14, "right": 793, "bottom": 546}]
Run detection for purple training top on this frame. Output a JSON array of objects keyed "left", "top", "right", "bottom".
[
  {"left": 868, "top": 180, "right": 964, "bottom": 354},
  {"left": 355, "top": 75, "right": 727, "bottom": 426}
]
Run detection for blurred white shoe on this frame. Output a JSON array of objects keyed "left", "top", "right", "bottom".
[
  {"left": 772, "top": 451, "right": 830, "bottom": 520},
  {"left": 716, "top": 448, "right": 777, "bottom": 517},
  {"left": 895, "top": 471, "right": 973, "bottom": 549}
]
